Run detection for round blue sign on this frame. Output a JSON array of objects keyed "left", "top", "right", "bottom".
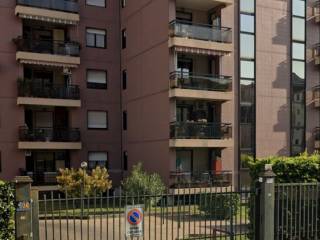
[{"left": 127, "top": 208, "right": 143, "bottom": 225}]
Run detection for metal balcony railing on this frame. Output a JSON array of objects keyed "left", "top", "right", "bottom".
[
  {"left": 18, "top": 80, "right": 80, "bottom": 100},
  {"left": 170, "top": 71, "right": 232, "bottom": 92},
  {"left": 170, "top": 122, "right": 232, "bottom": 139},
  {"left": 13, "top": 37, "right": 80, "bottom": 56},
  {"left": 20, "top": 170, "right": 59, "bottom": 185},
  {"left": 170, "top": 170, "right": 233, "bottom": 188},
  {"left": 19, "top": 127, "right": 81, "bottom": 142},
  {"left": 169, "top": 20, "right": 232, "bottom": 43},
  {"left": 313, "top": 85, "right": 320, "bottom": 101},
  {"left": 16, "top": 0, "right": 79, "bottom": 13}
]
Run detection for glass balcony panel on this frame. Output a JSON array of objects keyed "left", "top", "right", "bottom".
[{"left": 16, "top": 0, "right": 79, "bottom": 13}]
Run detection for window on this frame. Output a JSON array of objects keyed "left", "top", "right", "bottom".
[
  {"left": 121, "top": 0, "right": 126, "bottom": 8},
  {"left": 292, "top": 0, "right": 305, "bottom": 17},
  {"left": 240, "top": 34, "right": 254, "bottom": 59},
  {"left": 87, "top": 70, "right": 107, "bottom": 89},
  {"left": 88, "top": 152, "right": 108, "bottom": 170},
  {"left": 240, "top": 60, "right": 255, "bottom": 79},
  {"left": 292, "top": 17, "right": 305, "bottom": 42},
  {"left": 122, "top": 29, "right": 127, "bottom": 49},
  {"left": 122, "top": 70, "right": 127, "bottom": 90},
  {"left": 240, "top": 0, "right": 255, "bottom": 13},
  {"left": 123, "top": 111, "right": 127, "bottom": 130},
  {"left": 86, "top": 0, "right": 105, "bottom": 7},
  {"left": 123, "top": 151, "right": 128, "bottom": 171},
  {"left": 88, "top": 111, "right": 108, "bottom": 129},
  {"left": 240, "top": 15, "right": 254, "bottom": 33},
  {"left": 292, "top": 42, "right": 305, "bottom": 60},
  {"left": 86, "top": 28, "right": 106, "bottom": 48}
]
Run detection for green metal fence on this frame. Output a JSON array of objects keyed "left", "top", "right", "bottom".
[
  {"left": 35, "top": 186, "right": 255, "bottom": 240},
  {"left": 275, "top": 183, "right": 320, "bottom": 240}
]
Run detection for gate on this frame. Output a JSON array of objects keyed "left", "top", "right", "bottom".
[
  {"left": 274, "top": 183, "right": 320, "bottom": 240},
  {"left": 15, "top": 180, "right": 256, "bottom": 240}
]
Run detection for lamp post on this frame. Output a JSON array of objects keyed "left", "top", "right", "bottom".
[{"left": 80, "top": 161, "right": 88, "bottom": 221}]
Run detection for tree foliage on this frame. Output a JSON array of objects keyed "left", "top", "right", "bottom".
[
  {"left": 122, "top": 163, "right": 166, "bottom": 207},
  {"left": 57, "top": 166, "right": 112, "bottom": 196},
  {"left": 244, "top": 152, "right": 320, "bottom": 183},
  {"left": 0, "top": 180, "right": 15, "bottom": 240}
]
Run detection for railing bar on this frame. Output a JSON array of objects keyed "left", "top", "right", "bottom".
[
  {"left": 100, "top": 192, "right": 102, "bottom": 240},
  {"left": 119, "top": 188, "right": 122, "bottom": 240},
  {"left": 87, "top": 194, "right": 90, "bottom": 240},
  {"left": 106, "top": 190, "right": 109, "bottom": 240},
  {"left": 112, "top": 192, "right": 115, "bottom": 240},
  {"left": 188, "top": 185, "right": 191, "bottom": 239},
  {"left": 65, "top": 191, "right": 69, "bottom": 240},
  {"left": 44, "top": 194, "right": 48, "bottom": 240},
  {"left": 155, "top": 192, "right": 157, "bottom": 240},
  {"left": 51, "top": 191, "right": 55, "bottom": 240},
  {"left": 58, "top": 194, "right": 62, "bottom": 240},
  {"left": 73, "top": 197, "right": 76, "bottom": 240},
  {"left": 182, "top": 187, "right": 185, "bottom": 239},
  {"left": 94, "top": 190, "right": 96, "bottom": 240}
]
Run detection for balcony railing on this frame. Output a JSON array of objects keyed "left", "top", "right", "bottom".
[
  {"left": 18, "top": 80, "right": 80, "bottom": 100},
  {"left": 19, "top": 127, "right": 81, "bottom": 142},
  {"left": 170, "top": 71, "right": 232, "bottom": 92},
  {"left": 169, "top": 20, "right": 232, "bottom": 43},
  {"left": 16, "top": 0, "right": 79, "bottom": 13},
  {"left": 170, "top": 122, "right": 232, "bottom": 139},
  {"left": 13, "top": 37, "right": 80, "bottom": 57},
  {"left": 21, "top": 170, "right": 58, "bottom": 185},
  {"left": 313, "top": 85, "right": 320, "bottom": 101},
  {"left": 170, "top": 170, "right": 232, "bottom": 188}
]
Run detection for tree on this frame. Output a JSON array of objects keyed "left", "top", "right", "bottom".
[
  {"left": 57, "top": 166, "right": 112, "bottom": 196},
  {"left": 0, "top": 180, "right": 14, "bottom": 240},
  {"left": 122, "top": 163, "right": 165, "bottom": 208}
]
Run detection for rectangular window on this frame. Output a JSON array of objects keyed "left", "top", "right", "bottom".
[
  {"left": 87, "top": 70, "right": 107, "bottom": 89},
  {"left": 88, "top": 111, "right": 108, "bottom": 129},
  {"left": 122, "top": 70, "right": 127, "bottom": 90},
  {"left": 240, "top": 60, "right": 255, "bottom": 79},
  {"left": 292, "top": 42, "right": 305, "bottom": 60},
  {"left": 86, "top": 28, "right": 106, "bottom": 48},
  {"left": 123, "top": 151, "right": 128, "bottom": 171},
  {"left": 123, "top": 111, "right": 127, "bottom": 130},
  {"left": 292, "top": 17, "right": 305, "bottom": 42},
  {"left": 122, "top": 29, "right": 127, "bottom": 49},
  {"left": 240, "top": 14, "right": 254, "bottom": 33},
  {"left": 240, "top": 33, "right": 254, "bottom": 59},
  {"left": 240, "top": 0, "right": 255, "bottom": 13},
  {"left": 88, "top": 152, "right": 108, "bottom": 170},
  {"left": 292, "top": 0, "right": 305, "bottom": 17},
  {"left": 86, "top": 0, "right": 106, "bottom": 7}
]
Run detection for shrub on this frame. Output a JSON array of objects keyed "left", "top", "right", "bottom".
[
  {"left": 244, "top": 152, "right": 320, "bottom": 183},
  {"left": 198, "top": 193, "right": 240, "bottom": 220},
  {"left": 122, "top": 163, "right": 166, "bottom": 208},
  {"left": 57, "top": 166, "right": 112, "bottom": 196},
  {"left": 0, "top": 180, "right": 15, "bottom": 240}
]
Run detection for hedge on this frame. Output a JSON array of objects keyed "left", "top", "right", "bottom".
[
  {"left": 0, "top": 180, "right": 15, "bottom": 240},
  {"left": 243, "top": 152, "right": 320, "bottom": 183}
]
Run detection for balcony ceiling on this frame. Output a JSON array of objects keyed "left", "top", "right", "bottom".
[{"left": 176, "top": 0, "right": 232, "bottom": 11}]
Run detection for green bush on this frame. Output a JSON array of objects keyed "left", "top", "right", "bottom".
[
  {"left": 198, "top": 193, "right": 240, "bottom": 220},
  {"left": 244, "top": 152, "right": 320, "bottom": 183},
  {"left": 122, "top": 163, "right": 166, "bottom": 208},
  {"left": 0, "top": 180, "right": 15, "bottom": 240}
]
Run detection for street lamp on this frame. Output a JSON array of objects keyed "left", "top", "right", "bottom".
[{"left": 80, "top": 161, "right": 88, "bottom": 195}]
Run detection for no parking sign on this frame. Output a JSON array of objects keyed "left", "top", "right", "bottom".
[{"left": 125, "top": 205, "right": 144, "bottom": 237}]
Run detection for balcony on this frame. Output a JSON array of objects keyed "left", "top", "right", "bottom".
[
  {"left": 314, "top": 44, "right": 320, "bottom": 65},
  {"left": 315, "top": 128, "right": 320, "bottom": 149},
  {"left": 176, "top": 0, "right": 233, "bottom": 11},
  {"left": 14, "top": 37, "right": 80, "bottom": 68},
  {"left": 17, "top": 80, "right": 81, "bottom": 107},
  {"left": 313, "top": 85, "right": 320, "bottom": 108},
  {"left": 169, "top": 71, "right": 232, "bottom": 101},
  {"left": 15, "top": 0, "right": 79, "bottom": 25},
  {"left": 314, "top": 1, "right": 320, "bottom": 23},
  {"left": 169, "top": 20, "right": 233, "bottom": 55},
  {"left": 169, "top": 171, "right": 232, "bottom": 192},
  {"left": 170, "top": 122, "right": 232, "bottom": 148},
  {"left": 21, "top": 171, "right": 58, "bottom": 186},
  {"left": 18, "top": 127, "right": 82, "bottom": 150}
]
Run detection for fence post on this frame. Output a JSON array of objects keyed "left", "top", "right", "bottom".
[
  {"left": 31, "top": 187, "right": 39, "bottom": 240},
  {"left": 14, "top": 176, "right": 33, "bottom": 240},
  {"left": 259, "top": 164, "right": 276, "bottom": 240}
]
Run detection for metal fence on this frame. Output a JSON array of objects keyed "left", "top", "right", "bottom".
[
  {"left": 36, "top": 186, "right": 255, "bottom": 240},
  {"left": 275, "top": 183, "right": 320, "bottom": 240}
]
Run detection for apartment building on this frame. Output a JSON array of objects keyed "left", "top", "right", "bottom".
[{"left": 0, "top": 0, "right": 319, "bottom": 187}]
